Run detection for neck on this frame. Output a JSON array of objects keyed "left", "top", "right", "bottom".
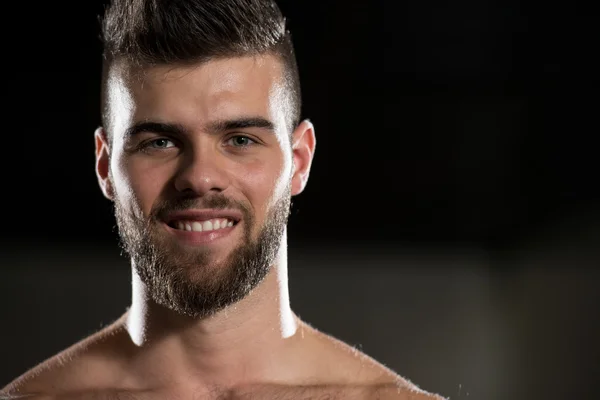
[{"left": 123, "top": 233, "right": 302, "bottom": 387}]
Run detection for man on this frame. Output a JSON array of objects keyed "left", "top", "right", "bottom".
[{"left": 2, "top": 1, "right": 445, "bottom": 399}]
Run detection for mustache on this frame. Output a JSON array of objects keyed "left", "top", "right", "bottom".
[{"left": 151, "top": 194, "right": 251, "bottom": 221}]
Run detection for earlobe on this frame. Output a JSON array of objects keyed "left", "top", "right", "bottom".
[
  {"left": 290, "top": 119, "right": 316, "bottom": 196},
  {"left": 94, "top": 127, "right": 114, "bottom": 200}
]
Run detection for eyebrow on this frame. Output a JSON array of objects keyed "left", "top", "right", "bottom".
[
  {"left": 124, "top": 117, "right": 275, "bottom": 138},
  {"left": 124, "top": 121, "right": 188, "bottom": 138},
  {"left": 205, "top": 117, "right": 275, "bottom": 134}
]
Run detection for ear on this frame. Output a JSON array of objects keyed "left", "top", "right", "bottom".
[
  {"left": 95, "top": 127, "right": 114, "bottom": 200},
  {"left": 290, "top": 119, "right": 316, "bottom": 196}
]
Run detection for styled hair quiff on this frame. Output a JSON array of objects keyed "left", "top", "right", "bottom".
[{"left": 99, "top": 0, "right": 301, "bottom": 135}]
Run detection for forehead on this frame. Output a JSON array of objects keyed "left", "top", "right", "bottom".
[{"left": 106, "top": 55, "right": 288, "bottom": 137}]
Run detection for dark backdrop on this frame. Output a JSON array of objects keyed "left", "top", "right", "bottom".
[{"left": 1, "top": 1, "right": 598, "bottom": 400}]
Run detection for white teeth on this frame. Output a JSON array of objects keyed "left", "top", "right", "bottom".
[
  {"left": 191, "top": 221, "right": 203, "bottom": 232},
  {"left": 202, "top": 220, "right": 213, "bottom": 231},
  {"left": 174, "top": 218, "right": 235, "bottom": 231}
]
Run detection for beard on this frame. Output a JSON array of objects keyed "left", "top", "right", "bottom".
[{"left": 114, "top": 185, "right": 291, "bottom": 319}]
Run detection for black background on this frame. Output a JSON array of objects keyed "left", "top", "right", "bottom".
[{"left": 2, "top": 0, "right": 597, "bottom": 248}]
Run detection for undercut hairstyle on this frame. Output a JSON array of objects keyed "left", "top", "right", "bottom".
[{"left": 99, "top": 0, "right": 301, "bottom": 137}]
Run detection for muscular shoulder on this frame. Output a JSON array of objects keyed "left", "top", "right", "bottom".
[
  {"left": 233, "top": 383, "right": 446, "bottom": 400},
  {"left": 295, "top": 322, "right": 445, "bottom": 399},
  {"left": 370, "top": 384, "right": 447, "bottom": 399},
  {"left": 1, "top": 322, "right": 129, "bottom": 398},
  {"left": 2, "top": 347, "right": 77, "bottom": 396}
]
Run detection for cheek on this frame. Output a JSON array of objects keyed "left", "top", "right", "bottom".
[
  {"left": 237, "top": 151, "right": 292, "bottom": 214},
  {"left": 111, "top": 154, "right": 166, "bottom": 215}
]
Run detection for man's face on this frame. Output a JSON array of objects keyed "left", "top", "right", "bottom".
[{"left": 97, "top": 56, "right": 312, "bottom": 318}]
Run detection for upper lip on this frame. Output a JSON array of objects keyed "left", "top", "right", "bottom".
[{"left": 163, "top": 209, "right": 243, "bottom": 225}]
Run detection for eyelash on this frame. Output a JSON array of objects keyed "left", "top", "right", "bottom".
[
  {"left": 135, "top": 138, "right": 176, "bottom": 153},
  {"left": 225, "top": 135, "right": 258, "bottom": 148},
  {"left": 144, "top": 138, "right": 175, "bottom": 148},
  {"left": 136, "top": 135, "right": 258, "bottom": 153}
]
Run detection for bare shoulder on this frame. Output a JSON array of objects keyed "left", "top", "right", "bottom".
[
  {"left": 236, "top": 382, "right": 447, "bottom": 400},
  {"left": 1, "top": 320, "right": 129, "bottom": 398},
  {"left": 2, "top": 346, "right": 79, "bottom": 396},
  {"left": 297, "top": 321, "right": 446, "bottom": 399},
  {"left": 370, "top": 383, "right": 448, "bottom": 400}
]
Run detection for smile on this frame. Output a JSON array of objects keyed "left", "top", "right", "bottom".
[{"left": 169, "top": 218, "right": 235, "bottom": 232}]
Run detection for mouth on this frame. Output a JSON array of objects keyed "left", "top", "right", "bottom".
[
  {"left": 162, "top": 209, "right": 242, "bottom": 245},
  {"left": 167, "top": 218, "right": 238, "bottom": 232}
]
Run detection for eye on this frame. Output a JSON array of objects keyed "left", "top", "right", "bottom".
[
  {"left": 227, "top": 135, "right": 257, "bottom": 147},
  {"left": 147, "top": 138, "right": 175, "bottom": 149}
]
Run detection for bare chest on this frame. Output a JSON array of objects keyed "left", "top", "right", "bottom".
[{"left": 44, "top": 385, "right": 385, "bottom": 400}]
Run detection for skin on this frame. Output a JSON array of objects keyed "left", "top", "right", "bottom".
[{"left": 1, "top": 55, "right": 445, "bottom": 400}]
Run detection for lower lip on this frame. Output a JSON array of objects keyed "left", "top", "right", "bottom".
[{"left": 164, "top": 222, "right": 238, "bottom": 245}]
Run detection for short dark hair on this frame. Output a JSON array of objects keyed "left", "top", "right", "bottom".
[{"left": 100, "top": 0, "right": 301, "bottom": 136}]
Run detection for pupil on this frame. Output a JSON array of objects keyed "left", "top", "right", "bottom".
[{"left": 236, "top": 137, "right": 246, "bottom": 145}]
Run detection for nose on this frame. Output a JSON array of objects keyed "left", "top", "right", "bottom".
[{"left": 173, "top": 147, "right": 230, "bottom": 196}]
